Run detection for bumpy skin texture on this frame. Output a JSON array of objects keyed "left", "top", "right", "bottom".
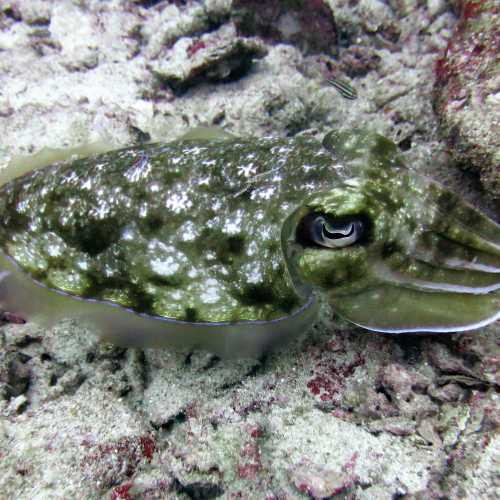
[
  {"left": 0, "top": 136, "right": 337, "bottom": 323},
  {"left": 0, "top": 130, "right": 498, "bottom": 337}
]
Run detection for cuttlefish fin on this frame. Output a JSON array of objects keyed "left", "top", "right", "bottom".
[
  {"left": 0, "top": 141, "right": 116, "bottom": 188},
  {"left": 176, "top": 126, "right": 235, "bottom": 141}
]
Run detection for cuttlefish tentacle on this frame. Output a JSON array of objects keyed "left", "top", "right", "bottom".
[
  {"left": 412, "top": 233, "right": 500, "bottom": 274},
  {"left": 423, "top": 182, "right": 500, "bottom": 247},
  {"left": 375, "top": 176, "right": 500, "bottom": 294},
  {"left": 375, "top": 258, "right": 500, "bottom": 294}
]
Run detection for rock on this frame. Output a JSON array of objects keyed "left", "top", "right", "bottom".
[
  {"left": 387, "top": 0, "right": 420, "bottom": 17},
  {"left": 5, "top": 0, "right": 51, "bottom": 26},
  {"left": 237, "top": 440, "right": 262, "bottom": 480},
  {"left": 417, "top": 418, "right": 443, "bottom": 447},
  {"left": 434, "top": 0, "right": 500, "bottom": 201},
  {"left": 367, "top": 416, "right": 417, "bottom": 436},
  {"left": 376, "top": 363, "right": 437, "bottom": 419},
  {"left": 357, "top": 0, "right": 400, "bottom": 42},
  {"left": 427, "top": 0, "right": 448, "bottom": 18},
  {"left": 81, "top": 434, "right": 156, "bottom": 490},
  {"left": 435, "top": 404, "right": 470, "bottom": 448},
  {"left": 289, "top": 460, "right": 355, "bottom": 499},
  {"left": 428, "top": 383, "right": 466, "bottom": 403},
  {"left": 109, "top": 479, "right": 172, "bottom": 500},
  {"left": 338, "top": 45, "right": 381, "bottom": 77},
  {"left": 479, "top": 398, "right": 500, "bottom": 432},
  {"left": 49, "top": 3, "right": 100, "bottom": 71},
  {"left": 0, "top": 311, "right": 26, "bottom": 325},
  {"left": 150, "top": 25, "right": 267, "bottom": 94},
  {"left": 0, "top": 351, "right": 31, "bottom": 400},
  {"left": 141, "top": 1, "right": 230, "bottom": 59},
  {"left": 232, "top": 0, "right": 338, "bottom": 55},
  {"left": 451, "top": 330, "right": 500, "bottom": 386},
  {"left": 379, "top": 363, "right": 430, "bottom": 405},
  {"left": 173, "top": 479, "right": 224, "bottom": 499},
  {"left": 5, "top": 394, "right": 28, "bottom": 415},
  {"left": 425, "top": 342, "right": 478, "bottom": 378},
  {"left": 306, "top": 350, "right": 366, "bottom": 405},
  {"left": 355, "top": 386, "right": 400, "bottom": 419}
]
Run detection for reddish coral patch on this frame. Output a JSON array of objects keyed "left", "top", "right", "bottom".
[
  {"left": 307, "top": 353, "right": 365, "bottom": 402},
  {"left": 462, "top": 0, "right": 483, "bottom": 19},
  {"left": 237, "top": 441, "right": 262, "bottom": 480},
  {"left": 435, "top": 56, "right": 450, "bottom": 84},
  {"left": 248, "top": 425, "right": 264, "bottom": 439},
  {"left": 187, "top": 40, "right": 206, "bottom": 57},
  {"left": 139, "top": 435, "right": 156, "bottom": 461},
  {"left": 111, "top": 482, "right": 134, "bottom": 500},
  {"left": 81, "top": 434, "right": 156, "bottom": 489}
]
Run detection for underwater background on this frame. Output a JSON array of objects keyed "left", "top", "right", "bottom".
[{"left": 0, "top": 1, "right": 498, "bottom": 498}]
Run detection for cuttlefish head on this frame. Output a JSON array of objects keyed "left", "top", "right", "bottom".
[{"left": 282, "top": 129, "right": 500, "bottom": 333}]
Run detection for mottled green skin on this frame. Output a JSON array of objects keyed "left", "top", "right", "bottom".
[
  {"left": 0, "top": 136, "right": 337, "bottom": 323},
  {"left": 0, "top": 129, "right": 498, "bottom": 335}
]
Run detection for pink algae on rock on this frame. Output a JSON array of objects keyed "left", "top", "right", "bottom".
[
  {"left": 434, "top": 0, "right": 500, "bottom": 201},
  {"left": 81, "top": 434, "right": 156, "bottom": 489},
  {"left": 110, "top": 482, "right": 134, "bottom": 500},
  {"left": 237, "top": 441, "right": 263, "bottom": 480},
  {"left": 307, "top": 351, "right": 365, "bottom": 403},
  {"left": 289, "top": 455, "right": 359, "bottom": 499},
  {"left": 237, "top": 426, "right": 265, "bottom": 480}
]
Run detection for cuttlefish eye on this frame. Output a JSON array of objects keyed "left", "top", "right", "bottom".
[{"left": 297, "top": 213, "right": 366, "bottom": 249}]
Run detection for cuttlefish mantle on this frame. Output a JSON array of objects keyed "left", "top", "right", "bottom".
[{"left": 0, "top": 128, "right": 498, "bottom": 357}]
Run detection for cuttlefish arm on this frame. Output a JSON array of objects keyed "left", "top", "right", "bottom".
[{"left": 283, "top": 129, "right": 499, "bottom": 333}]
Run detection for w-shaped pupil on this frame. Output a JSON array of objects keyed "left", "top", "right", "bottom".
[{"left": 322, "top": 222, "right": 354, "bottom": 240}]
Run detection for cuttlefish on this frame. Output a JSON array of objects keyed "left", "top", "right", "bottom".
[{"left": 0, "top": 129, "right": 498, "bottom": 357}]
